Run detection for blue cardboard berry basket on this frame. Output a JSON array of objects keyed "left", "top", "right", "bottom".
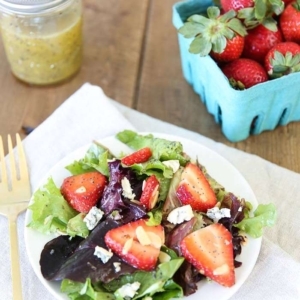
[{"left": 173, "top": 0, "right": 300, "bottom": 142}]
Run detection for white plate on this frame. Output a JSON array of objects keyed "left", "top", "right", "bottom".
[{"left": 24, "top": 133, "right": 261, "bottom": 300}]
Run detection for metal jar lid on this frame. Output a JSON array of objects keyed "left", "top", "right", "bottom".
[{"left": 0, "top": 0, "right": 71, "bottom": 14}]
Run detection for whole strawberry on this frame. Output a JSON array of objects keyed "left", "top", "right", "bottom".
[
  {"left": 178, "top": 6, "right": 247, "bottom": 63},
  {"left": 242, "top": 24, "right": 283, "bottom": 64},
  {"left": 221, "top": 0, "right": 254, "bottom": 13},
  {"left": 221, "top": 58, "right": 268, "bottom": 89},
  {"left": 210, "top": 35, "right": 245, "bottom": 63},
  {"left": 280, "top": 0, "right": 300, "bottom": 43},
  {"left": 264, "top": 42, "right": 300, "bottom": 78}
]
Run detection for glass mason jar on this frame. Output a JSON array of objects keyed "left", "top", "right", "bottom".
[{"left": 0, "top": 0, "right": 83, "bottom": 85}]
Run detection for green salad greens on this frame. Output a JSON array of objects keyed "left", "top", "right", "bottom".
[{"left": 27, "top": 130, "right": 277, "bottom": 300}]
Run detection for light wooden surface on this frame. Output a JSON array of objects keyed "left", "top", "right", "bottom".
[{"left": 0, "top": 0, "right": 299, "bottom": 173}]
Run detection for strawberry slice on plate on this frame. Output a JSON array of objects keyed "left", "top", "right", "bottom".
[
  {"left": 180, "top": 223, "right": 235, "bottom": 287},
  {"left": 104, "top": 219, "right": 164, "bottom": 271},
  {"left": 176, "top": 162, "right": 217, "bottom": 212},
  {"left": 61, "top": 171, "right": 107, "bottom": 213},
  {"left": 140, "top": 175, "right": 160, "bottom": 210},
  {"left": 121, "top": 147, "right": 152, "bottom": 166}
]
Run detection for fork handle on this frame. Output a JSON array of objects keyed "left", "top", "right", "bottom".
[{"left": 8, "top": 216, "right": 23, "bottom": 300}]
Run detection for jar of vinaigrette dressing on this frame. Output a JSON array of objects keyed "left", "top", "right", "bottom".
[{"left": 0, "top": 0, "right": 83, "bottom": 85}]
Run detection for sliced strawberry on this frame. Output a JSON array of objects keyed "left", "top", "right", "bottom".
[
  {"left": 176, "top": 163, "right": 217, "bottom": 212},
  {"left": 210, "top": 35, "right": 245, "bottom": 63},
  {"left": 140, "top": 175, "right": 160, "bottom": 210},
  {"left": 61, "top": 172, "right": 107, "bottom": 213},
  {"left": 180, "top": 223, "right": 235, "bottom": 287},
  {"left": 121, "top": 147, "right": 152, "bottom": 166},
  {"left": 104, "top": 219, "right": 164, "bottom": 271}
]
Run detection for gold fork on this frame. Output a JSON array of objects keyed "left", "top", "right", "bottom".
[{"left": 0, "top": 134, "right": 31, "bottom": 300}]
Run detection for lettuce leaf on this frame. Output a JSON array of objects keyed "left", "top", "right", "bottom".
[
  {"left": 103, "top": 258, "right": 184, "bottom": 299},
  {"left": 146, "top": 203, "right": 163, "bottom": 226},
  {"left": 60, "top": 258, "right": 184, "bottom": 300},
  {"left": 151, "top": 279, "right": 183, "bottom": 300},
  {"left": 234, "top": 203, "right": 277, "bottom": 238},
  {"left": 65, "top": 143, "right": 112, "bottom": 177},
  {"left": 116, "top": 130, "right": 190, "bottom": 166},
  {"left": 27, "top": 177, "right": 77, "bottom": 234},
  {"left": 129, "top": 159, "right": 174, "bottom": 179},
  {"left": 61, "top": 278, "right": 115, "bottom": 300},
  {"left": 66, "top": 213, "right": 89, "bottom": 238}
]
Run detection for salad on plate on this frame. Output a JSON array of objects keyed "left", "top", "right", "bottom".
[{"left": 25, "top": 130, "right": 277, "bottom": 300}]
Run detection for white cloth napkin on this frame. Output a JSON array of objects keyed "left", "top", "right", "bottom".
[{"left": 1, "top": 83, "right": 299, "bottom": 300}]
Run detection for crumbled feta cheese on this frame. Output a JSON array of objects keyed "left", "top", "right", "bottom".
[
  {"left": 206, "top": 207, "right": 231, "bottom": 223},
  {"left": 83, "top": 206, "right": 104, "bottom": 230},
  {"left": 94, "top": 246, "right": 113, "bottom": 263},
  {"left": 167, "top": 204, "right": 194, "bottom": 224},
  {"left": 162, "top": 160, "right": 180, "bottom": 173},
  {"left": 121, "top": 177, "right": 136, "bottom": 200},
  {"left": 113, "top": 262, "right": 121, "bottom": 272},
  {"left": 115, "top": 282, "right": 141, "bottom": 299}
]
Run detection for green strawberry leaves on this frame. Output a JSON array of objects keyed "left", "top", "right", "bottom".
[
  {"left": 207, "top": 4, "right": 223, "bottom": 19},
  {"left": 238, "top": 0, "right": 284, "bottom": 31},
  {"left": 178, "top": 6, "right": 247, "bottom": 56},
  {"left": 269, "top": 51, "right": 300, "bottom": 78},
  {"left": 178, "top": 21, "right": 204, "bottom": 38},
  {"left": 189, "top": 36, "right": 213, "bottom": 56}
]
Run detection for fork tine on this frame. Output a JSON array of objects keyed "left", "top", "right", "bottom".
[
  {"left": 0, "top": 135, "right": 8, "bottom": 185},
  {"left": 8, "top": 134, "right": 17, "bottom": 190},
  {"left": 16, "top": 133, "right": 29, "bottom": 181}
]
